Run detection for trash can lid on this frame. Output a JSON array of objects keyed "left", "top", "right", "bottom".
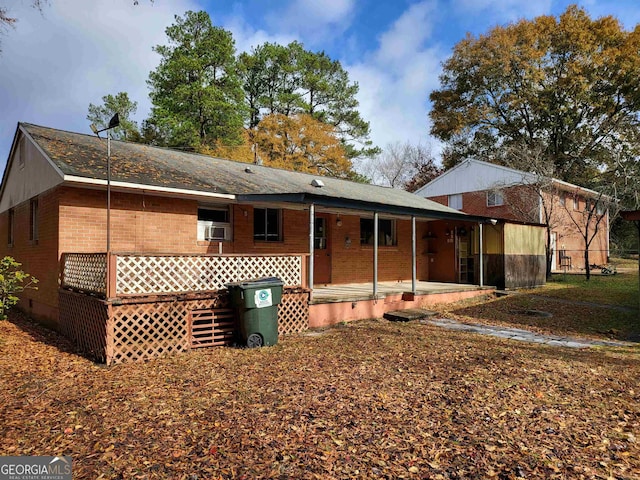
[{"left": 226, "top": 276, "right": 284, "bottom": 289}]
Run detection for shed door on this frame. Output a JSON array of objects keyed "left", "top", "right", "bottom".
[{"left": 314, "top": 214, "right": 331, "bottom": 285}]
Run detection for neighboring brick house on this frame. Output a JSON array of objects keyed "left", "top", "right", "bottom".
[{"left": 415, "top": 159, "right": 610, "bottom": 271}]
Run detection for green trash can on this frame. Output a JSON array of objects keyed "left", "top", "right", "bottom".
[{"left": 226, "top": 277, "right": 284, "bottom": 348}]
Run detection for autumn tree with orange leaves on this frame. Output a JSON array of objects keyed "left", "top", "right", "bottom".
[{"left": 253, "top": 113, "right": 352, "bottom": 177}]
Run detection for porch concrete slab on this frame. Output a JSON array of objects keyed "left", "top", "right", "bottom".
[
  {"left": 311, "top": 280, "right": 492, "bottom": 304},
  {"left": 383, "top": 309, "right": 438, "bottom": 322},
  {"left": 423, "top": 318, "right": 634, "bottom": 349}
]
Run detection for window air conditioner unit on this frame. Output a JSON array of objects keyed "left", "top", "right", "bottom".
[{"left": 205, "top": 225, "right": 229, "bottom": 241}]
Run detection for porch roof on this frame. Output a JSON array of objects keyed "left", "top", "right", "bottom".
[{"left": 18, "top": 123, "right": 486, "bottom": 222}]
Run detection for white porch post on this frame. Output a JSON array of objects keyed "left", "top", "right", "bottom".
[
  {"left": 479, "top": 222, "right": 484, "bottom": 287},
  {"left": 411, "top": 216, "right": 417, "bottom": 294},
  {"left": 373, "top": 212, "right": 379, "bottom": 297},
  {"left": 309, "top": 204, "right": 315, "bottom": 293}
]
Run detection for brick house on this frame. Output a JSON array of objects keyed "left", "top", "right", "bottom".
[
  {"left": 0, "top": 124, "right": 545, "bottom": 363},
  {"left": 415, "top": 159, "right": 610, "bottom": 271}
]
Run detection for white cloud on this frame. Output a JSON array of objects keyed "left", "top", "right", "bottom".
[
  {"left": 265, "top": 0, "right": 356, "bottom": 45},
  {"left": 375, "top": 1, "right": 436, "bottom": 66},
  {"left": 453, "top": 0, "right": 552, "bottom": 23},
  {"left": 577, "top": 1, "right": 640, "bottom": 31},
  {"left": 346, "top": 0, "right": 445, "bottom": 163},
  {"left": 0, "top": 0, "right": 197, "bottom": 161},
  {"left": 221, "top": 14, "right": 297, "bottom": 54}
]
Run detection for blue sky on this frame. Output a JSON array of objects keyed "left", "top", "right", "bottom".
[{"left": 1, "top": 0, "right": 639, "bottom": 172}]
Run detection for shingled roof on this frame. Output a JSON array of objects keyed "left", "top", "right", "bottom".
[{"left": 19, "top": 123, "right": 479, "bottom": 220}]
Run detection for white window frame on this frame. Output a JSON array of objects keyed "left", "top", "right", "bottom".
[
  {"left": 448, "top": 194, "right": 463, "bottom": 210},
  {"left": 487, "top": 191, "right": 504, "bottom": 207},
  {"left": 197, "top": 206, "right": 232, "bottom": 242}
]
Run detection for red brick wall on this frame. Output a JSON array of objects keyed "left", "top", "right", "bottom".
[
  {"left": 0, "top": 188, "right": 60, "bottom": 326},
  {"left": 59, "top": 187, "right": 429, "bottom": 284},
  {"left": 549, "top": 192, "right": 608, "bottom": 269},
  {"left": 428, "top": 186, "right": 539, "bottom": 222},
  {"left": 427, "top": 187, "right": 609, "bottom": 270},
  {"left": 327, "top": 214, "right": 430, "bottom": 284}
]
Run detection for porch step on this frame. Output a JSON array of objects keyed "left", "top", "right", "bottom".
[{"left": 384, "top": 309, "right": 438, "bottom": 322}]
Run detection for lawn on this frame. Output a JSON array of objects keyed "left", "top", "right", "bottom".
[
  {"left": 1, "top": 312, "right": 639, "bottom": 479},
  {"left": 444, "top": 266, "right": 640, "bottom": 342},
  {"left": 538, "top": 272, "right": 639, "bottom": 309}
]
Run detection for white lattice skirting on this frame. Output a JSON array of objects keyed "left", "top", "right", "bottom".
[{"left": 115, "top": 254, "right": 303, "bottom": 295}]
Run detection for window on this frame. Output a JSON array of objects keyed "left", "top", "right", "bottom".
[
  {"left": 596, "top": 201, "right": 605, "bottom": 215},
  {"left": 7, "top": 208, "right": 14, "bottom": 246},
  {"left": 559, "top": 193, "right": 566, "bottom": 207},
  {"left": 573, "top": 196, "right": 580, "bottom": 210},
  {"left": 448, "top": 194, "right": 463, "bottom": 210},
  {"left": 487, "top": 191, "right": 504, "bottom": 207},
  {"left": 29, "top": 198, "right": 38, "bottom": 242},
  {"left": 360, "top": 218, "right": 397, "bottom": 246},
  {"left": 254, "top": 208, "right": 282, "bottom": 242},
  {"left": 197, "top": 206, "right": 231, "bottom": 241}
]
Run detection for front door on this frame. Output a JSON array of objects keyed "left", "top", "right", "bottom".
[{"left": 314, "top": 214, "right": 331, "bottom": 284}]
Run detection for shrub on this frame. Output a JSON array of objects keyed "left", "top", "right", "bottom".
[{"left": 0, "top": 256, "right": 38, "bottom": 320}]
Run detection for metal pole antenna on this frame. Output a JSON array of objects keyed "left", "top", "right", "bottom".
[{"left": 107, "top": 130, "right": 111, "bottom": 254}]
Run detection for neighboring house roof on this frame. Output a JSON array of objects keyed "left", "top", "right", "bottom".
[
  {"left": 415, "top": 158, "right": 602, "bottom": 198},
  {"left": 1, "top": 123, "right": 484, "bottom": 222}
]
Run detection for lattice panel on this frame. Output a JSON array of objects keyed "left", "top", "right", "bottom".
[
  {"left": 58, "top": 291, "right": 108, "bottom": 362},
  {"left": 61, "top": 253, "right": 107, "bottom": 294},
  {"left": 107, "top": 295, "right": 230, "bottom": 365},
  {"left": 109, "top": 302, "right": 189, "bottom": 365},
  {"left": 189, "top": 308, "right": 235, "bottom": 348},
  {"left": 60, "top": 287, "right": 307, "bottom": 365},
  {"left": 278, "top": 289, "right": 310, "bottom": 335},
  {"left": 116, "top": 255, "right": 303, "bottom": 296}
]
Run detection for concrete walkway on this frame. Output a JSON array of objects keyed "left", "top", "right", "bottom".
[{"left": 421, "top": 317, "right": 633, "bottom": 349}]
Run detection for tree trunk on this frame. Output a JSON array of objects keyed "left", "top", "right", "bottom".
[
  {"left": 546, "top": 227, "right": 553, "bottom": 280},
  {"left": 584, "top": 248, "right": 591, "bottom": 281},
  {"left": 636, "top": 221, "right": 640, "bottom": 318}
]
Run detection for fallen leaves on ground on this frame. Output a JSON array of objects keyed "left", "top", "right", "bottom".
[{"left": 1, "top": 312, "right": 639, "bottom": 479}]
